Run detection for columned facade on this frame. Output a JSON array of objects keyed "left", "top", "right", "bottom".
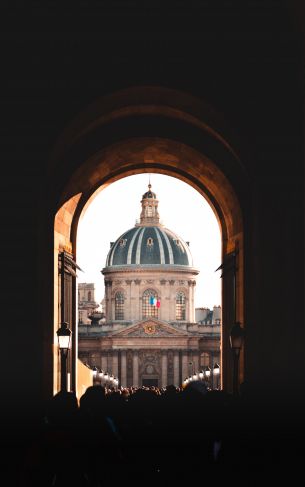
[{"left": 79, "top": 318, "right": 221, "bottom": 388}]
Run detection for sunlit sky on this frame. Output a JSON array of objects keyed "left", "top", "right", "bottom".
[{"left": 76, "top": 173, "right": 222, "bottom": 310}]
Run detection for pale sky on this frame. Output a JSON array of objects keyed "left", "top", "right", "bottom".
[{"left": 76, "top": 173, "right": 222, "bottom": 310}]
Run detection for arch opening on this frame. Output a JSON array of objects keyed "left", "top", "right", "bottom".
[
  {"left": 50, "top": 87, "right": 245, "bottom": 399},
  {"left": 76, "top": 172, "right": 222, "bottom": 390}
]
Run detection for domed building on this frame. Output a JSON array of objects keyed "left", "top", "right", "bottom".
[
  {"left": 78, "top": 184, "right": 221, "bottom": 388},
  {"left": 103, "top": 184, "right": 198, "bottom": 324}
]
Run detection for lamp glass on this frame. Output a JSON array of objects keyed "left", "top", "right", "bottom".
[
  {"left": 58, "top": 334, "right": 71, "bottom": 350},
  {"left": 230, "top": 322, "right": 245, "bottom": 350},
  {"left": 57, "top": 322, "right": 72, "bottom": 350},
  {"left": 213, "top": 364, "right": 220, "bottom": 375},
  {"left": 230, "top": 335, "right": 243, "bottom": 349}
]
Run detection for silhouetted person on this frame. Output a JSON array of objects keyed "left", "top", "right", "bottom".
[
  {"left": 77, "top": 385, "right": 125, "bottom": 485},
  {"left": 19, "top": 391, "right": 83, "bottom": 487}
]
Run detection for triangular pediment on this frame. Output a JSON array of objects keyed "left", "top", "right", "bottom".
[{"left": 111, "top": 319, "right": 188, "bottom": 337}]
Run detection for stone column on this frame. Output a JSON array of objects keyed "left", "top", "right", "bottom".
[
  {"left": 125, "top": 280, "right": 132, "bottom": 320},
  {"left": 193, "top": 350, "right": 199, "bottom": 373},
  {"left": 112, "top": 350, "right": 119, "bottom": 377},
  {"left": 190, "top": 281, "right": 196, "bottom": 322},
  {"left": 107, "top": 351, "right": 113, "bottom": 374},
  {"left": 188, "top": 281, "right": 193, "bottom": 322},
  {"left": 120, "top": 350, "right": 127, "bottom": 387},
  {"left": 182, "top": 350, "right": 188, "bottom": 381},
  {"left": 173, "top": 350, "right": 180, "bottom": 386},
  {"left": 169, "top": 280, "right": 176, "bottom": 321},
  {"left": 101, "top": 352, "right": 108, "bottom": 372},
  {"left": 159, "top": 279, "right": 167, "bottom": 321},
  {"left": 104, "top": 280, "right": 112, "bottom": 321},
  {"left": 161, "top": 351, "right": 168, "bottom": 387},
  {"left": 133, "top": 350, "right": 139, "bottom": 387},
  {"left": 134, "top": 279, "right": 141, "bottom": 321}
]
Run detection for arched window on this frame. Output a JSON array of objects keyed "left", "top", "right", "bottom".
[
  {"left": 88, "top": 291, "right": 91, "bottom": 302},
  {"left": 176, "top": 291, "right": 186, "bottom": 320},
  {"left": 115, "top": 292, "right": 124, "bottom": 320},
  {"left": 142, "top": 289, "right": 158, "bottom": 319}
]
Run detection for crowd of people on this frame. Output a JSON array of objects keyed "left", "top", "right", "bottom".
[{"left": 15, "top": 381, "right": 302, "bottom": 486}]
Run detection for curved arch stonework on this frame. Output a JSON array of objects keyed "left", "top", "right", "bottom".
[{"left": 51, "top": 86, "right": 246, "bottom": 394}]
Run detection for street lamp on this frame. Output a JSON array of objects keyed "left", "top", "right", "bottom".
[
  {"left": 230, "top": 322, "right": 245, "bottom": 395},
  {"left": 92, "top": 366, "right": 98, "bottom": 384},
  {"left": 213, "top": 363, "right": 220, "bottom": 389},
  {"left": 104, "top": 373, "right": 109, "bottom": 388},
  {"left": 56, "top": 321, "right": 72, "bottom": 392},
  {"left": 204, "top": 366, "right": 211, "bottom": 388},
  {"left": 99, "top": 370, "right": 104, "bottom": 385}
]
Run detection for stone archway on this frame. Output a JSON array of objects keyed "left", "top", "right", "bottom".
[{"left": 48, "top": 86, "right": 248, "bottom": 398}]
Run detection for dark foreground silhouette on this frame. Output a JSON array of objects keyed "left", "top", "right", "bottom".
[{"left": 3, "top": 383, "right": 304, "bottom": 486}]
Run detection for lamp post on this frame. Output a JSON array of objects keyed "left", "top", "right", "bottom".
[
  {"left": 56, "top": 321, "right": 72, "bottom": 392},
  {"left": 204, "top": 365, "right": 211, "bottom": 388},
  {"left": 104, "top": 373, "right": 109, "bottom": 389},
  {"left": 230, "top": 322, "right": 245, "bottom": 395},
  {"left": 99, "top": 370, "right": 104, "bottom": 385},
  {"left": 92, "top": 366, "right": 98, "bottom": 384},
  {"left": 213, "top": 363, "right": 220, "bottom": 389}
]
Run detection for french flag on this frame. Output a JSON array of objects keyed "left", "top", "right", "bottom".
[{"left": 149, "top": 296, "right": 161, "bottom": 307}]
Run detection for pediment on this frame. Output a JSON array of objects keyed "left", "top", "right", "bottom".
[{"left": 111, "top": 319, "right": 188, "bottom": 337}]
